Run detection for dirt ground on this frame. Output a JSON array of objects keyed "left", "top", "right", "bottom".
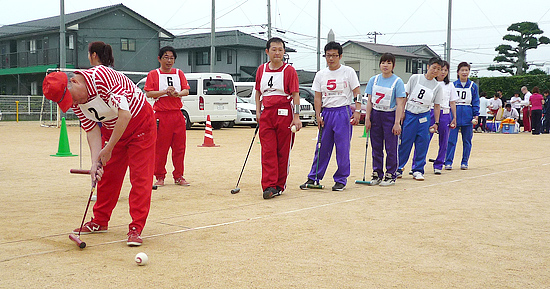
[{"left": 1, "top": 120, "right": 549, "bottom": 288}]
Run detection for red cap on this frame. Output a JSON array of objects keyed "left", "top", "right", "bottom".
[{"left": 42, "top": 72, "right": 73, "bottom": 113}]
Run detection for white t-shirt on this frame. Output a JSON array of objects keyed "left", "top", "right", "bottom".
[
  {"left": 405, "top": 74, "right": 444, "bottom": 114},
  {"left": 502, "top": 108, "right": 519, "bottom": 120},
  {"left": 312, "top": 65, "right": 360, "bottom": 108},
  {"left": 478, "top": 97, "right": 489, "bottom": 117},
  {"left": 488, "top": 98, "right": 502, "bottom": 110},
  {"left": 434, "top": 81, "right": 458, "bottom": 110},
  {"left": 522, "top": 92, "right": 532, "bottom": 106},
  {"left": 510, "top": 96, "right": 522, "bottom": 109}
]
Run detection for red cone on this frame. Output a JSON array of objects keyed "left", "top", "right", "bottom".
[{"left": 198, "top": 115, "right": 220, "bottom": 147}]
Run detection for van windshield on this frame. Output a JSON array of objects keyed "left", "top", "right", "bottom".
[{"left": 204, "top": 79, "right": 235, "bottom": 95}]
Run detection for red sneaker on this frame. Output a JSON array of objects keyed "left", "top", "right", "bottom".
[
  {"left": 174, "top": 177, "right": 190, "bottom": 186},
  {"left": 154, "top": 178, "right": 165, "bottom": 186},
  {"left": 73, "top": 221, "right": 108, "bottom": 235},
  {"left": 127, "top": 227, "right": 142, "bottom": 246}
]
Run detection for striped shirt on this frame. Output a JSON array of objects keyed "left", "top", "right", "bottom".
[{"left": 73, "top": 65, "right": 146, "bottom": 132}]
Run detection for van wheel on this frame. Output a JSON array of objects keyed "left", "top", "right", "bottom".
[
  {"left": 211, "top": 121, "right": 224, "bottom": 130},
  {"left": 302, "top": 122, "right": 308, "bottom": 127},
  {"left": 182, "top": 110, "right": 192, "bottom": 130},
  {"left": 223, "top": 121, "right": 235, "bottom": 128}
]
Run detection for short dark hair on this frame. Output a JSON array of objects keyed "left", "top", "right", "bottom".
[
  {"left": 88, "top": 41, "right": 114, "bottom": 67},
  {"left": 532, "top": 86, "right": 540, "bottom": 94},
  {"left": 427, "top": 57, "right": 443, "bottom": 67},
  {"left": 505, "top": 103, "right": 512, "bottom": 108},
  {"left": 543, "top": 89, "right": 550, "bottom": 95},
  {"left": 324, "top": 41, "right": 342, "bottom": 55},
  {"left": 457, "top": 62, "right": 471, "bottom": 78},
  {"left": 159, "top": 46, "right": 177, "bottom": 59},
  {"left": 266, "top": 37, "right": 285, "bottom": 50},
  {"left": 480, "top": 92, "right": 487, "bottom": 97},
  {"left": 379, "top": 53, "right": 395, "bottom": 66}
]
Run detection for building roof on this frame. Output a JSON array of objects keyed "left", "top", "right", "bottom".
[
  {"left": 343, "top": 41, "right": 423, "bottom": 58},
  {"left": 397, "top": 44, "right": 439, "bottom": 58},
  {"left": 164, "top": 30, "right": 296, "bottom": 52},
  {"left": 0, "top": 4, "right": 173, "bottom": 39}
]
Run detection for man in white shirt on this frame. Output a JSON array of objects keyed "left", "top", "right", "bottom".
[
  {"left": 477, "top": 92, "right": 489, "bottom": 132},
  {"left": 521, "top": 86, "right": 532, "bottom": 132}
]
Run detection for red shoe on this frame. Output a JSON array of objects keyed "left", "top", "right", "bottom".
[
  {"left": 174, "top": 177, "right": 190, "bottom": 186},
  {"left": 127, "top": 227, "right": 142, "bottom": 246},
  {"left": 154, "top": 178, "right": 165, "bottom": 186},
  {"left": 73, "top": 221, "right": 108, "bottom": 235}
]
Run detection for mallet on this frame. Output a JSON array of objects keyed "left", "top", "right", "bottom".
[
  {"left": 69, "top": 178, "right": 97, "bottom": 249},
  {"left": 70, "top": 169, "right": 158, "bottom": 190},
  {"left": 355, "top": 130, "right": 371, "bottom": 185},
  {"left": 231, "top": 125, "right": 259, "bottom": 194},
  {"left": 306, "top": 126, "right": 324, "bottom": 189}
]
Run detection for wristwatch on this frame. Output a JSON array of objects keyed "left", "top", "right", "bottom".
[
  {"left": 434, "top": 122, "right": 439, "bottom": 126},
  {"left": 354, "top": 109, "right": 361, "bottom": 113}
]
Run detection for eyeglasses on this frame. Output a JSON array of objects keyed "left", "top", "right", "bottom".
[
  {"left": 323, "top": 54, "right": 340, "bottom": 58},
  {"left": 162, "top": 56, "right": 175, "bottom": 61}
]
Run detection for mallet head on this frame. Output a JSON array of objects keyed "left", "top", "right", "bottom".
[
  {"left": 69, "top": 233, "right": 86, "bottom": 249},
  {"left": 231, "top": 188, "right": 241, "bottom": 194}
]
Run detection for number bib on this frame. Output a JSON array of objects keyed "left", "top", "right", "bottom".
[
  {"left": 260, "top": 63, "right": 290, "bottom": 100},
  {"left": 79, "top": 96, "right": 119, "bottom": 122},
  {"left": 406, "top": 78, "right": 435, "bottom": 114},
  {"left": 371, "top": 75, "right": 400, "bottom": 112},
  {"left": 456, "top": 82, "right": 473, "bottom": 105},
  {"left": 157, "top": 69, "right": 182, "bottom": 98}
]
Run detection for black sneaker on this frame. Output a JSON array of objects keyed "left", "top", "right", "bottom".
[
  {"left": 263, "top": 187, "right": 278, "bottom": 199},
  {"left": 369, "top": 172, "right": 382, "bottom": 186},
  {"left": 275, "top": 186, "right": 283, "bottom": 196},
  {"left": 332, "top": 182, "right": 345, "bottom": 191},
  {"left": 299, "top": 179, "right": 315, "bottom": 190}
]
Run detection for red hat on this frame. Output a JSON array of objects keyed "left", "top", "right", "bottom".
[{"left": 42, "top": 72, "right": 73, "bottom": 113}]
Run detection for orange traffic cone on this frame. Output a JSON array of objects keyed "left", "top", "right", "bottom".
[{"left": 198, "top": 115, "right": 220, "bottom": 147}]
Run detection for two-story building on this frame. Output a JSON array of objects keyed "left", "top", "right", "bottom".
[
  {"left": 341, "top": 41, "right": 440, "bottom": 84},
  {"left": 162, "top": 30, "right": 296, "bottom": 82},
  {"left": 0, "top": 4, "right": 173, "bottom": 95}
]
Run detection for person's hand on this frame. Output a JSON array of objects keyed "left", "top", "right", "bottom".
[
  {"left": 166, "top": 86, "right": 177, "bottom": 97},
  {"left": 316, "top": 115, "right": 324, "bottom": 128},
  {"left": 90, "top": 162, "right": 104, "bottom": 184},
  {"left": 450, "top": 119, "right": 457, "bottom": 129},
  {"left": 292, "top": 115, "right": 302, "bottom": 132},
  {"left": 98, "top": 147, "right": 112, "bottom": 167},
  {"left": 392, "top": 123, "right": 402, "bottom": 135},
  {"left": 350, "top": 111, "right": 360, "bottom": 125},
  {"left": 364, "top": 118, "right": 371, "bottom": 131}
]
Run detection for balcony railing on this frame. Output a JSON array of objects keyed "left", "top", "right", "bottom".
[{"left": 0, "top": 47, "right": 76, "bottom": 69}]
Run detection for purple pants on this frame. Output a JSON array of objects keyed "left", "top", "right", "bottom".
[
  {"left": 412, "top": 110, "right": 451, "bottom": 170},
  {"left": 370, "top": 109, "right": 398, "bottom": 178},
  {"left": 307, "top": 106, "right": 353, "bottom": 185}
]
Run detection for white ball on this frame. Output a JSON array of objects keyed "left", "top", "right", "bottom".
[
  {"left": 429, "top": 127, "right": 436, "bottom": 133},
  {"left": 135, "top": 252, "right": 148, "bottom": 266},
  {"left": 290, "top": 125, "right": 297, "bottom": 133},
  {"left": 471, "top": 119, "right": 478, "bottom": 125}
]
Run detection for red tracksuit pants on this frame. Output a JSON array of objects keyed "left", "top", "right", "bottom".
[
  {"left": 93, "top": 104, "right": 156, "bottom": 233},
  {"left": 259, "top": 103, "right": 295, "bottom": 191},
  {"left": 154, "top": 110, "right": 187, "bottom": 181}
]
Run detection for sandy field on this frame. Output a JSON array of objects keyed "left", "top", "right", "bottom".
[{"left": 0, "top": 120, "right": 549, "bottom": 288}]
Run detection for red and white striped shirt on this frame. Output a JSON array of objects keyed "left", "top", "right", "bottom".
[{"left": 72, "top": 65, "right": 146, "bottom": 132}]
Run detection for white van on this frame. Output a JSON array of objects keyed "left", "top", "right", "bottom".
[{"left": 137, "top": 73, "right": 237, "bottom": 129}]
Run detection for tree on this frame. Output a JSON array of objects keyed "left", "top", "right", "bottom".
[
  {"left": 527, "top": 68, "right": 547, "bottom": 75},
  {"left": 488, "top": 22, "right": 550, "bottom": 75}
]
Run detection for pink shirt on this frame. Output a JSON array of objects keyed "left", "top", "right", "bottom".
[{"left": 530, "top": 93, "right": 544, "bottom": 110}]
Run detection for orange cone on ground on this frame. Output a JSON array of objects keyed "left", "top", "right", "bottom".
[{"left": 198, "top": 115, "right": 220, "bottom": 147}]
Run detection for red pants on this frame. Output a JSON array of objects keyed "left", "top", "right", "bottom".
[
  {"left": 93, "top": 104, "right": 156, "bottom": 233},
  {"left": 154, "top": 110, "right": 186, "bottom": 180},
  {"left": 523, "top": 107, "right": 531, "bottom": 132},
  {"left": 259, "top": 103, "right": 294, "bottom": 191}
]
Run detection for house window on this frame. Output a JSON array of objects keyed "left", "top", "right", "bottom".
[
  {"left": 406, "top": 59, "right": 412, "bottom": 73},
  {"left": 196, "top": 51, "right": 210, "bottom": 65},
  {"left": 227, "top": 50, "right": 233, "bottom": 64},
  {"left": 216, "top": 50, "right": 222, "bottom": 62},
  {"left": 121, "top": 38, "right": 136, "bottom": 51},
  {"left": 30, "top": 81, "right": 38, "bottom": 95},
  {"left": 66, "top": 35, "right": 74, "bottom": 50},
  {"left": 29, "top": 40, "right": 37, "bottom": 53}
]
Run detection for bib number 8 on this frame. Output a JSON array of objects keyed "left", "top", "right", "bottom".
[{"left": 417, "top": 89, "right": 425, "bottom": 99}]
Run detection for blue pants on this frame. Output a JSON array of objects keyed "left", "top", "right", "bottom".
[
  {"left": 307, "top": 106, "right": 353, "bottom": 185},
  {"left": 412, "top": 110, "right": 451, "bottom": 171},
  {"left": 399, "top": 110, "right": 431, "bottom": 174},
  {"left": 445, "top": 124, "right": 473, "bottom": 167}
]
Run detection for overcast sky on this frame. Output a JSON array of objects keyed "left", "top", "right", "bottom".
[{"left": 1, "top": 0, "right": 550, "bottom": 78}]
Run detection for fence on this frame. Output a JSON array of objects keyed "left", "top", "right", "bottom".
[{"left": 0, "top": 95, "right": 79, "bottom": 126}]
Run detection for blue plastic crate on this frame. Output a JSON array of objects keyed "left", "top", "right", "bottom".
[{"left": 502, "top": 123, "right": 518, "bottom": 134}]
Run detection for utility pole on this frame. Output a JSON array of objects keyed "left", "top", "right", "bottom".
[
  {"left": 60, "top": 0, "right": 66, "bottom": 69},
  {"left": 267, "top": 0, "right": 272, "bottom": 39},
  {"left": 446, "top": 0, "right": 452, "bottom": 63},
  {"left": 316, "top": 0, "right": 321, "bottom": 71},
  {"left": 210, "top": 0, "right": 215, "bottom": 73},
  {"left": 367, "top": 31, "right": 383, "bottom": 44}
]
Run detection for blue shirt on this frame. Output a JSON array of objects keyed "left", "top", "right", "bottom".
[
  {"left": 365, "top": 74, "right": 406, "bottom": 109},
  {"left": 453, "top": 79, "right": 480, "bottom": 125}
]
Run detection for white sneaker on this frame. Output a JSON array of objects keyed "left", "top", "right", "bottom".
[
  {"left": 434, "top": 169, "right": 442, "bottom": 175},
  {"left": 412, "top": 171, "right": 425, "bottom": 181},
  {"left": 91, "top": 194, "right": 97, "bottom": 201}
]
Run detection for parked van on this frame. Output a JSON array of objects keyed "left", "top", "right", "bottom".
[{"left": 137, "top": 73, "right": 237, "bottom": 129}]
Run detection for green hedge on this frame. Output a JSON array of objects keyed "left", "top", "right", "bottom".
[{"left": 472, "top": 74, "right": 550, "bottom": 101}]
